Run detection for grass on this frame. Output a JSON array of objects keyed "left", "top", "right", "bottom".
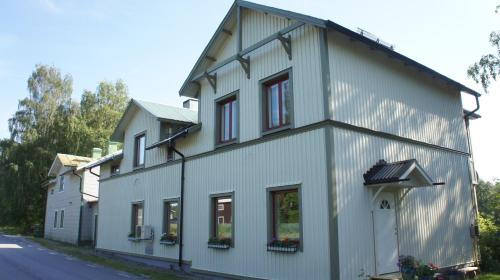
[
  {"left": 0, "top": 226, "right": 24, "bottom": 235},
  {"left": 28, "top": 237, "right": 184, "bottom": 280},
  {"left": 479, "top": 273, "right": 500, "bottom": 280}
]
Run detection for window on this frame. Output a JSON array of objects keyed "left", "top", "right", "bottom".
[
  {"left": 160, "top": 123, "right": 176, "bottom": 161},
  {"left": 216, "top": 93, "right": 238, "bottom": 145},
  {"left": 269, "top": 187, "right": 300, "bottom": 243},
  {"left": 50, "top": 188, "right": 54, "bottom": 195},
  {"left": 163, "top": 200, "right": 179, "bottom": 240},
  {"left": 262, "top": 71, "right": 292, "bottom": 132},
  {"left": 131, "top": 202, "right": 144, "bottom": 236},
  {"left": 54, "top": 211, "right": 58, "bottom": 228},
  {"left": 60, "top": 210, "right": 65, "bottom": 228},
  {"left": 134, "top": 133, "right": 146, "bottom": 168},
  {"left": 111, "top": 165, "right": 120, "bottom": 176},
  {"left": 59, "top": 175, "right": 65, "bottom": 192},
  {"left": 210, "top": 195, "right": 233, "bottom": 243}
]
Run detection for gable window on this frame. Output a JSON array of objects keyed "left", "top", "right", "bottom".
[
  {"left": 267, "top": 186, "right": 301, "bottom": 251},
  {"left": 59, "top": 175, "right": 65, "bottom": 192},
  {"left": 111, "top": 165, "right": 120, "bottom": 176},
  {"left": 216, "top": 92, "right": 238, "bottom": 145},
  {"left": 261, "top": 70, "right": 292, "bottom": 132},
  {"left": 60, "top": 210, "right": 65, "bottom": 228},
  {"left": 162, "top": 200, "right": 179, "bottom": 243},
  {"left": 160, "top": 123, "right": 176, "bottom": 161},
  {"left": 54, "top": 211, "right": 58, "bottom": 228},
  {"left": 209, "top": 194, "right": 234, "bottom": 247},
  {"left": 134, "top": 133, "right": 146, "bottom": 168},
  {"left": 131, "top": 202, "right": 144, "bottom": 237}
]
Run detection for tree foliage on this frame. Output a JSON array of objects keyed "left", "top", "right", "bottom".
[
  {"left": 0, "top": 64, "right": 129, "bottom": 230},
  {"left": 476, "top": 180, "right": 500, "bottom": 271},
  {"left": 467, "top": 6, "right": 500, "bottom": 92}
]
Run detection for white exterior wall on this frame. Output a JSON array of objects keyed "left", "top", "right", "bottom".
[
  {"left": 332, "top": 127, "right": 474, "bottom": 279},
  {"left": 43, "top": 166, "right": 82, "bottom": 244},
  {"left": 327, "top": 31, "right": 468, "bottom": 153},
  {"left": 98, "top": 128, "right": 331, "bottom": 280},
  {"left": 83, "top": 168, "right": 100, "bottom": 200}
]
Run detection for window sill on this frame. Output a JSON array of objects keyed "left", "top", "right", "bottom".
[
  {"left": 207, "top": 243, "right": 231, "bottom": 249},
  {"left": 133, "top": 165, "right": 145, "bottom": 171},
  {"left": 267, "top": 244, "right": 299, "bottom": 253},
  {"left": 262, "top": 125, "right": 292, "bottom": 137},
  {"left": 128, "top": 237, "right": 140, "bottom": 242},
  {"left": 160, "top": 240, "right": 177, "bottom": 246},
  {"left": 214, "top": 139, "right": 238, "bottom": 149}
]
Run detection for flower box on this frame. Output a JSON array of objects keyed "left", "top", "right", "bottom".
[
  {"left": 207, "top": 243, "right": 230, "bottom": 249},
  {"left": 267, "top": 239, "right": 299, "bottom": 253},
  {"left": 160, "top": 233, "right": 177, "bottom": 245},
  {"left": 207, "top": 237, "right": 232, "bottom": 249}
]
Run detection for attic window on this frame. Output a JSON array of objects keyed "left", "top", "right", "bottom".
[{"left": 134, "top": 133, "right": 146, "bottom": 168}]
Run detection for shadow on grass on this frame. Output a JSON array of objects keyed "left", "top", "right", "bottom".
[{"left": 28, "top": 237, "right": 185, "bottom": 280}]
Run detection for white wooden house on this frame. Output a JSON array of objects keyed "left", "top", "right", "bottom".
[
  {"left": 92, "top": 1, "right": 481, "bottom": 279},
  {"left": 43, "top": 150, "right": 103, "bottom": 245}
]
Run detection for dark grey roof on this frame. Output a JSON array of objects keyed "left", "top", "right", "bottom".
[{"left": 364, "top": 159, "right": 418, "bottom": 185}]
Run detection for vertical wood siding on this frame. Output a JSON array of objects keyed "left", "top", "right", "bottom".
[
  {"left": 327, "top": 32, "right": 468, "bottom": 153},
  {"left": 332, "top": 127, "right": 474, "bottom": 279},
  {"left": 43, "top": 167, "right": 82, "bottom": 244},
  {"left": 97, "top": 128, "right": 331, "bottom": 280},
  {"left": 178, "top": 9, "right": 324, "bottom": 157}
]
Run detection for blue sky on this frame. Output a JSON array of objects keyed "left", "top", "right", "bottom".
[{"left": 0, "top": 0, "right": 499, "bottom": 180}]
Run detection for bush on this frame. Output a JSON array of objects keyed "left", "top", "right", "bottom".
[{"left": 479, "top": 215, "right": 500, "bottom": 272}]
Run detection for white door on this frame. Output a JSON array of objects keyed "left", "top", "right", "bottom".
[{"left": 374, "top": 192, "right": 399, "bottom": 274}]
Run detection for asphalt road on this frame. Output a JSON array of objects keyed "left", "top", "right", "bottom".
[{"left": 0, "top": 233, "right": 144, "bottom": 280}]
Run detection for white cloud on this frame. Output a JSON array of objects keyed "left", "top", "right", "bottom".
[{"left": 37, "top": 0, "right": 61, "bottom": 13}]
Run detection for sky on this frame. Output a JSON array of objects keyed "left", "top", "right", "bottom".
[{"left": 0, "top": 0, "right": 499, "bottom": 181}]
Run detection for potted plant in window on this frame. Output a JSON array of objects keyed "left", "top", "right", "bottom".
[
  {"left": 160, "top": 233, "right": 177, "bottom": 245},
  {"left": 207, "top": 237, "right": 231, "bottom": 249},
  {"left": 267, "top": 238, "right": 299, "bottom": 253}
]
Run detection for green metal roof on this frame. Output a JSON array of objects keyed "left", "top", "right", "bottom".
[
  {"left": 111, "top": 99, "right": 198, "bottom": 142},
  {"left": 134, "top": 99, "right": 198, "bottom": 123}
]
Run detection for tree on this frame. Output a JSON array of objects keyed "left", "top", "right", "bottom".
[
  {"left": 467, "top": 7, "right": 500, "bottom": 92},
  {"left": 0, "top": 64, "right": 129, "bottom": 230},
  {"left": 476, "top": 180, "right": 500, "bottom": 271}
]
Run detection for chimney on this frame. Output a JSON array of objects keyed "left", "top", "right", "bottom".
[
  {"left": 183, "top": 98, "right": 198, "bottom": 111},
  {"left": 108, "top": 141, "right": 120, "bottom": 155},
  {"left": 92, "top": 148, "right": 102, "bottom": 159}
]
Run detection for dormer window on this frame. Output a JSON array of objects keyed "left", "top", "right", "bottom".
[{"left": 134, "top": 133, "right": 146, "bottom": 168}]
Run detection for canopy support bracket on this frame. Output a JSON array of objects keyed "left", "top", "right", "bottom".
[
  {"left": 237, "top": 55, "right": 250, "bottom": 79},
  {"left": 277, "top": 32, "right": 292, "bottom": 60},
  {"left": 203, "top": 71, "right": 217, "bottom": 93}
]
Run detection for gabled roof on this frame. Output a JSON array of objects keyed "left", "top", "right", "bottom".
[
  {"left": 80, "top": 150, "right": 124, "bottom": 170},
  {"left": 179, "top": 0, "right": 481, "bottom": 98},
  {"left": 111, "top": 99, "right": 198, "bottom": 142},
  {"left": 48, "top": 154, "right": 92, "bottom": 177},
  {"left": 363, "top": 159, "right": 435, "bottom": 187}
]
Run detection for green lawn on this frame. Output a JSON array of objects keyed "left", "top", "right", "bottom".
[
  {"left": 28, "top": 237, "right": 184, "bottom": 280},
  {"left": 0, "top": 226, "right": 24, "bottom": 235},
  {"left": 479, "top": 273, "right": 500, "bottom": 280}
]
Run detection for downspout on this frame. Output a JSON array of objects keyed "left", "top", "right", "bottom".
[
  {"left": 72, "top": 170, "right": 84, "bottom": 246},
  {"left": 171, "top": 145, "right": 185, "bottom": 269},
  {"left": 89, "top": 167, "right": 100, "bottom": 178}
]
